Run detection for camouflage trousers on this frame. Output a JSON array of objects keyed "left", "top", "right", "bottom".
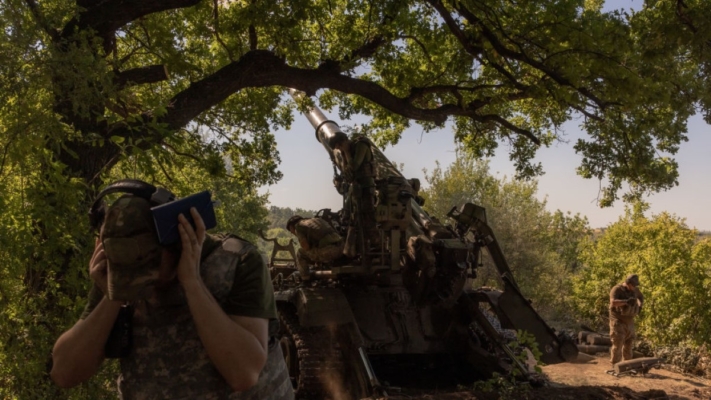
[
  {"left": 297, "top": 244, "right": 344, "bottom": 280},
  {"left": 610, "top": 318, "right": 635, "bottom": 365}
]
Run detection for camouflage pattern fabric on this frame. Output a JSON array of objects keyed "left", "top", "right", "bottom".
[
  {"left": 101, "top": 195, "right": 163, "bottom": 302},
  {"left": 294, "top": 218, "right": 344, "bottom": 279},
  {"left": 348, "top": 182, "right": 379, "bottom": 248},
  {"left": 609, "top": 284, "right": 643, "bottom": 323},
  {"left": 349, "top": 137, "right": 379, "bottom": 247},
  {"left": 351, "top": 137, "right": 375, "bottom": 184},
  {"left": 331, "top": 135, "right": 378, "bottom": 250},
  {"left": 655, "top": 344, "right": 711, "bottom": 377},
  {"left": 297, "top": 245, "right": 344, "bottom": 278},
  {"left": 117, "top": 236, "right": 293, "bottom": 400},
  {"left": 240, "top": 340, "right": 293, "bottom": 400},
  {"left": 294, "top": 218, "right": 342, "bottom": 249},
  {"left": 610, "top": 318, "right": 635, "bottom": 364},
  {"left": 609, "top": 283, "right": 643, "bottom": 365}
]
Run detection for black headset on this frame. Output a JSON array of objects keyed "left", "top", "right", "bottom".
[{"left": 89, "top": 179, "right": 176, "bottom": 230}]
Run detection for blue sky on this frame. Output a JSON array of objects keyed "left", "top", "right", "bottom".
[{"left": 258, "top": 0, "right": 711, "bottom": 231}]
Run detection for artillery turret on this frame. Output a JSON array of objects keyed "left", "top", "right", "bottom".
[{"left": 266, "top": 91, "right": 578, "bottom": 399}]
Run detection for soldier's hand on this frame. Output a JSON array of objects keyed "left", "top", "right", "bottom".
[
  {"left": 176, "top": 207, "right": 206, "bottom": 285},
  {"left": 626, "top": 297, "right": 637, "bottom": 306},
  {"left": 89, "top": 237, "right": 109, "bottom": 295}
]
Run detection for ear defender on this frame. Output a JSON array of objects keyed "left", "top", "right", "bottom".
[{"left": 89, "top": 179, "right": 176, "bottom": 230}]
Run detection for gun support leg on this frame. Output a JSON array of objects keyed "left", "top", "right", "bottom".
[
  {"left": 471, "top": 278, "right": 578, "bottom": 365},
  {"left": 458, "top": 293, "right": 529, "bottom": 377}
]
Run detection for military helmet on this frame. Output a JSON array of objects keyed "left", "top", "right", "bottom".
[
  {"left": 286, "top": 215, "right": 304, "bottom": 231},
  {"left": 625, "top": 274, "right": 641, "bottom": 287},
  {"left": 327, "top": 132, "right": 350, "bottom": 150}
]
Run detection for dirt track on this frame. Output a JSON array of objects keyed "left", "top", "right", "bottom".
[
  {"left": 384, "top": 353, "right": 711, "bottom": 400},
  {"left": 540, "top": 353, "right": 711, "bottom": 399}
]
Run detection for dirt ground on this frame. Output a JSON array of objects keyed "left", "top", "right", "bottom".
[
  {"left": 385, "top": 353, "right": 711, "bottom": 400},
  {"left": 539, "top": 353, "right": 711, "bottom": 400}
]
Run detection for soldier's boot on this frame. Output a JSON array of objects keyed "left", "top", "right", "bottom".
[{"left": 296, "top": 261, "right": 311, "bottom": 282}]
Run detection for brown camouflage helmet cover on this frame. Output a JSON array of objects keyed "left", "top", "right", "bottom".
[
  {"left": 286, "top": 215, "right": 304, "bottom": 232},
  {"left": 625, "top": 273, "right": 641, "bottom": 287},
  {"left": 100, "top": 195, "right": 163, "bottom": 301}
]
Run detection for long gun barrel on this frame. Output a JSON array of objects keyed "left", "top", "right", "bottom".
[
  {"left": 289, "top": 89, "right": 351, "bottom": 172},
  {"left": 289, "top": 89, "right": 406, "bottom": 180}
]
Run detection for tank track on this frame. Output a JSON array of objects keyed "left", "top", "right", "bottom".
[{"left": 277, "top": 303, "right": 346, "bottom": 399}]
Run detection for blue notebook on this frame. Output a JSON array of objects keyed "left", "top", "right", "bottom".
[{"left": 151, "top": 190, "right": 217, "bottom": 245}]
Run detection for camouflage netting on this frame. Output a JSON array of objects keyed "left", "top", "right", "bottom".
[
  {"left": 558, "top": 329, "right": 577, "bottom": 343},
  {"left": 480, "top": 304, "right": 517, "bottom": 341},
  {"left": 634, "top": 339, "right": 655, "bottom": 357},
  {"left": 651, "top": 343, "right": 711, "bottom": 378}
]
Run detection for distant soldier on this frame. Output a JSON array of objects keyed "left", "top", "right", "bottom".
[
  {"left": 286, "top": 215, "right": 344, "bottom": 282},
  {"left": 609, "top": 274, "right": 644, "bottom": 365}
]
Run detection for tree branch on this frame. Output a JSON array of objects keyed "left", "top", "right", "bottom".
[
  {"left": 476, "top": 114, "right": 539, "bottom": 144},
  {"left": 426, "top": 0, "right": 528, "bottom": 92},
  {"left": 426, "top": 0, "right": 610, "bottom": 113},
  {"left": 114, "top": 65, "right": 169, "bottom": 89},
  {"left": 23, "top": 0, "right": 59, "bottom": 41},
  {"left": 249, "top": 25, "right": 257, "bottom": 51},
  {"left": 408, "top": 83, "right": 529, "bottom": 111},
  {"left": 399, "top": 35, "right": 435, "bottom": 66},
  {"left": 100, "top": 50, "right": 538, "bottom": 146},
  {"left": 425, "top": 0, "right": 484, "bottom": 57},
  {"left": 159, "top": 50, "right": 460, "bottom": 129},
  {"left": 455, "top": 2, "right": 610, "bottom": 111},
  {"left": 345, "top": 35, "right": 385, "bottom": 65},
  {"left": 212, "top": 0, "right": 235, "bottom": 60},
  {"left": 675, "top": 0, "right": 697, "bottom": 33},
  {"left": 61, "top": 0, "right": 203, "bottom": 39},
  {"left": 0, "top": 130, "right": 19, "bottom": 178}
]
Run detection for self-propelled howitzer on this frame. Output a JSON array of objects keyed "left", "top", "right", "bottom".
[{"left": 265, "top": 91, "right": 578, "bottom": 399}]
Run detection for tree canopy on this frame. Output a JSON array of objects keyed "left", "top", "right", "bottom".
[{"left": 3, "top": 0, "right": 711, "bottom": 204}]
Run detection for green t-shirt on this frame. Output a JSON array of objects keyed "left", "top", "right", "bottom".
[{"left": 81, "top": 234, "right": 277, "bottom": 322}]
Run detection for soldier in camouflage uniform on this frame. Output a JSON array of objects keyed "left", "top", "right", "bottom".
[
  {"left": 286, "top": 215, "right": 344, "bottom": 282},
  {"left": 330, "top": 134, "right": 379, "bottom": 255},
  {"left": 609, "top": 273, "right": 644, "bottom": 365},
  {"left": 50, "top": 194, "right": 293, "bottom": 399}
]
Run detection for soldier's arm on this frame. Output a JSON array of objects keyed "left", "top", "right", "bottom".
[
  {"left": 183, "top": 278, "right": 269, "bottom": 392},
  {"left": 50, "top": 295, "right": 122, "bottom": 388},
  {"left": 351, "top": 141, "right": 369, "bottom": 171},
  {"left": 609, "top": 286, "right": 629, "bottom": 308},
  {"left": 51, "top": 240, "right": 123, "bottom": 388},
  {"left": 295, "top": 224, "right": 310, "bottom": 250},
  {"left": 611, "top": 299, "right": 629, "bottom": 307},
  {"left": 177, "top": 211, "right": 268, "bottom": 392}
]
